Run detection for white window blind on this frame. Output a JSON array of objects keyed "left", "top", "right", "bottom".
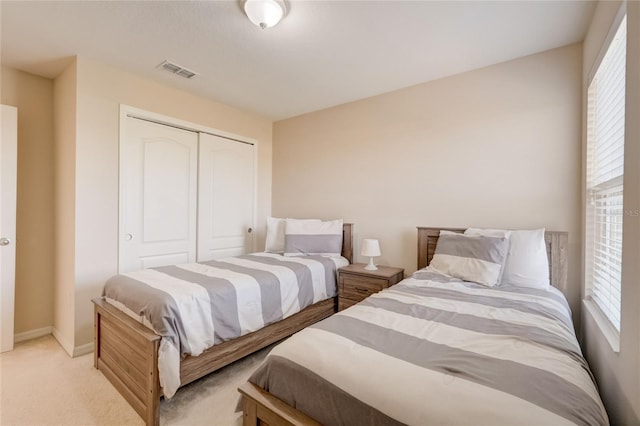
[{"left": 585, "top": 15, "right": 626, "bottom": 331}]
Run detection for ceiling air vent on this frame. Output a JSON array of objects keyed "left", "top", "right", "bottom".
[{"left": 158, "top": 60, "right": 198, "bottom": 79}]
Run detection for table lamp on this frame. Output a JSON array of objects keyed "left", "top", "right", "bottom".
[{"left": 361, "top": 239, "right": 381, "bottom": 271}]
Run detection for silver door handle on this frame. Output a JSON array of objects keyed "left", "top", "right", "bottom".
[
  {"left": 0, "top": 237, "right": 10, "bottom": 246},
  {"left": 125, "top": 233, "right": 133, "bottom": 241}
]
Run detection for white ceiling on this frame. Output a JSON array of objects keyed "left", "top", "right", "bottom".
[{"left": 1, "top": 1, "right": 595, "bottom": 120}]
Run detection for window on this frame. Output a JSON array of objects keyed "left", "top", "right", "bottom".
[{"left": 585, "top": 15, "right": 626, "bottom": 331}]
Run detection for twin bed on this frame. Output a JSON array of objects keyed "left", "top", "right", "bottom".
[
  {"left": 93, "top": 224, "right": 608, "bottom": 426},
  {"left": 238, "top": 227, "right": 608, "bottom": 426},
  {"left": 93, "top": 223, "right": 352, "bottom": 426}
]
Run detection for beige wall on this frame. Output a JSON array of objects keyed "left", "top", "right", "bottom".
[
  {"left": 52, "top": 60, "right": 77, "bottom": 354},
  {"left": 1, "top": 67, "right": 55, "bottom": 336},
  {"left": 1, "top": 56, "right": 273, "bottom": 354},
  {"left": 581, "top": 2, "right": 640, "bottom": 424},
  {"left": 273, "top": 44, "right": 583, "bottom": 321},
  {"left": 67, "top": 57, "right": 273, "bottom": 350}
]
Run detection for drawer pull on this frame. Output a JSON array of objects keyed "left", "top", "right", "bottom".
[{"left": 355, "top": 287, "right": 370, "bottom": 293}]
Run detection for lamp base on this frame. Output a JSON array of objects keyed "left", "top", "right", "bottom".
[{"left": 364, "top": 257, "right": 378, "bottom": 271}]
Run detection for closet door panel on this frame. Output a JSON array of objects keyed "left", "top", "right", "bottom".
[
  {"left": 120, "top": 118, "right": 198, "bottom": 273},
  {"left": 198, "top": 133, "right": 255, "bottom": 261}
]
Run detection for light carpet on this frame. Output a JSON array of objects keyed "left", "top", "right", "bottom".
[{"left": 0, "top": 335, "right": 271, "bottom": 425}]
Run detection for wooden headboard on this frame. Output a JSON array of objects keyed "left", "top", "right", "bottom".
[
  {"left": 342, "top": 223, "right": 354, "bottom": 263},
  {"left": 416, "top": 227, "right": 568, "bottom": 289}
]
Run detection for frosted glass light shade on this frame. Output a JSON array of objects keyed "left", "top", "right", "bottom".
[
  {"left": 244, "top": 0, "right": 284, "bottom": 29},
  {"left": 361, "top": 239, "right": 381, "bottom": 271}
]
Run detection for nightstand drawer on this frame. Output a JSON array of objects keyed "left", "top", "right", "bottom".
[
  {"left": 337, "top": 264, "right": 404, "bottom": 311},
  {"left": 340, "top": 275, "right": 387, "bottom": 300}
]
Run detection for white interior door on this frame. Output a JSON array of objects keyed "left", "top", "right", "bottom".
[
  {"left": 198, "top": 133, "right": 255, "bottom": 261},
  {"left": 119, "top": 117, "right": 198, "bottom": 273},
  {"left": 1, "top": 105, "right": 17, "bottom": 352}
]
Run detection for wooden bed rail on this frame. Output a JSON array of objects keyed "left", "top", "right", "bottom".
[
  {"left": 94, "top": 298, "right": 161, "bottom": 426},
  {"left": 239, "top": 382, "right": 320, "bottom": 426}
]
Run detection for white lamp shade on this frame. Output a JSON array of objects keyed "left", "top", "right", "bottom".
[
  {"left": 361, "top": 239, "right": 381, "bottom": 257},
  {"left": 244, "top": 0, "right": 284, "bottom": 29}
]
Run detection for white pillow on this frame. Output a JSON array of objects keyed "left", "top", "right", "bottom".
[
  {"left": 465, "top": 227, "right": 549, "bottom": 289},
  {"left": 284, "top": 218, "right": 343, "bottom": 257},
  {"left": 265, "top": 217, "right": 286, "bottom": 253},
  {"left": 464, "top": 228, "right": 511, "bottom": 239},
  {"left": 438, "top": 230, "right": 460, "bottom": 236},
  {"left": 265, "top": 217, "right": 321, "bottom": 253}
]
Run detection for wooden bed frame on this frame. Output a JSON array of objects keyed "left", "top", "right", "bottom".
[
  {"left": 239, "top": 226, "right": 569, "bottom": 426},
  {"left": 93, "top": 223, "right": 353, "bottom": 426}
]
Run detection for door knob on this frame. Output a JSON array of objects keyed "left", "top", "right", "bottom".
[
  {"left": 247, "top": 228, "right": 252, "bottom": 233},
  {"left": 0, "top": 237, "right": 10, "bottom": 246},
  {"left": 125, "top": 233, "right": 133, "bottom": 241}
]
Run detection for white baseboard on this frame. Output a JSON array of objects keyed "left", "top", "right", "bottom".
[
  {"left": 73, "top": 341, "right": 94, "bottom": 357},
  {"left": 17, "top": 326, "right": 93, "bottom": 357},
  {"left": 14, "top": 326, "right": 53, "bottom": 343},
  {"left": 51, "top": 328, "right": 93, "bottom": 357},
  {"left": 52, "top": 327, "right": 74, "bottom": 357}
]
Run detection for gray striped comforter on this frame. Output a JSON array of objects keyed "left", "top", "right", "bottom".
[
  {"left": 103, "top": 253, "right": 347, "bottom": 398},
  {"left": 249, "top": 271, "right": 609, "bottom": 425}
]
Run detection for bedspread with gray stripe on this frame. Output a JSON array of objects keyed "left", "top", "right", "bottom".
[
  {"left": 102, "top": 253, "right": 347, "bottom": 398},
  {"left": 249, "top": 272, "right": 609, "bottom": 425}
]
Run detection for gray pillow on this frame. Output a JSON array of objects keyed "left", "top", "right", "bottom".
[
  {"left": 428, "top": 233, "right": 509, "bottom": 287},
  {"left": 283, "top": 218, "right": 343, "bottom": 257}
]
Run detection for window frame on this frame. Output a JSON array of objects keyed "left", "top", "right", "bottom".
[{"left": 583, "top": 6, "right": 627, "bottom": 352}]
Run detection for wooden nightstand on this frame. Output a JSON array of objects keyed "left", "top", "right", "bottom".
[{"left": 337, "top": 263, "right": 404, "bottom": 311}]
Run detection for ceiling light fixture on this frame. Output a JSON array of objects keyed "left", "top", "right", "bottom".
[{"left": 244, "top": 0, "right": 285, "bottom": 29}]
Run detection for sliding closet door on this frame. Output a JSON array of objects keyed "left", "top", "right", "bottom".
[
  {"left": 119, "top": 118, "right": 198, "bottom": 273},
  {"left": 198, "top": 133, "right": 255, "bottom": 261}
]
